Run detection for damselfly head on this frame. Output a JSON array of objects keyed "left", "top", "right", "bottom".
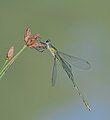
[{"left": 45, "top": 39, "right": 51, "bottom": 43}]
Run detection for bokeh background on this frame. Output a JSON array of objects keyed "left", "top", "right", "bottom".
[{"left": 0, "top": 0, "right": 110, "bottom": 120}]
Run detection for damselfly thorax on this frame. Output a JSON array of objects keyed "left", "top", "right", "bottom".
[{"left": 47, "top": 43, "right": 59, "bottom": 61}]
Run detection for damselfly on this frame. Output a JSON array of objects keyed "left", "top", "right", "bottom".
[{"left": 36, "top": 40, "right": 91, "bottom": 111}]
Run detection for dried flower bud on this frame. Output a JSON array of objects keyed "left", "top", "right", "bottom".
[{"left": 6, "top": 46, "right": 14, "bottom": 60}]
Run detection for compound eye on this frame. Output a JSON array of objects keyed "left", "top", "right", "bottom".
[
  {"left": 45, "top": 40, "right": 49, "bottom": 43},
  {"left": 45, "top": 39, "right": 51, "bottom": 43}
]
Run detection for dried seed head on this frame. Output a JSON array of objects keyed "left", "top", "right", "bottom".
[
  {"left": 24, "top": 27, "right": 46, "bottom": 52},
  {"left": 24, "top": 27, "right": 42, "bottom": 48}
]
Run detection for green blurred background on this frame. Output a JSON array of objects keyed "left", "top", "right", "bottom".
[{"left": 0, "top": 0, "right": 110, "bottom": 120}]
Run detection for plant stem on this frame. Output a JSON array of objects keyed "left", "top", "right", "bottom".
[
  {"left": 0, "top": 60, "right": 8, "bottom": 72},
  {"left": 0, "top": 45, "right": 27, "bottom": 80}
]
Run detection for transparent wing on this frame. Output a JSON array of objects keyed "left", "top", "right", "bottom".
[
  {"left": 57, "top": 54, "right": 74, "bottom": 83},
  {"left": 52, "top": 57, "right": 57, "bottom": 87},
  {"left": 57, "top": 53, "right": 91, "bottom": 111},
  {"left": 58, "top": 51, "right": 90, "bottom": 70}
]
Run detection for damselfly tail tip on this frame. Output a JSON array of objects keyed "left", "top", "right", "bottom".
[
  {"left": 81, "top": 96, "right": 91, "bottom": 111},
  {"left": 86, "top": 104, "right": 91, "bottom": 111}
]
